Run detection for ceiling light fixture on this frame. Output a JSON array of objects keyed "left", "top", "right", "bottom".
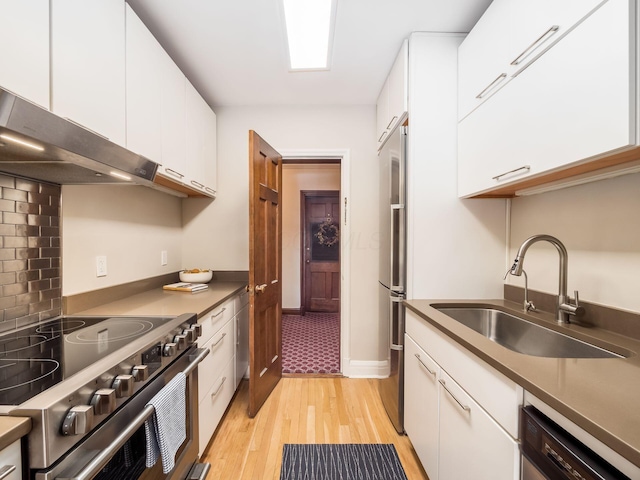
[
  {"left": 282, "top": 0, "right": 336, "bottom": 71},
  {"left": 0, "top": 133, "right": 44, "bottom": 152}
]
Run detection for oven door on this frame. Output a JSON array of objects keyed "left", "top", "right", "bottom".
[{"left": 33, "top": 347, "right": 208, "bottom": 480}]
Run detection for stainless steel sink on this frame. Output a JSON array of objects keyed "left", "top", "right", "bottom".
[{"left": 435, "top": 307, "right": 626, "bottom": 359}]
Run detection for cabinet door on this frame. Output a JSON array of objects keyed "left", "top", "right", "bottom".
[
  {"left": 457, "top": 0, "right": 512, "bottom": 121},
  {"left": 125, "top": 4, "right": 162, "bottom": 161},
  {"left": 404, "top": 335, "right": 439, "bottom": 480},
  {"left": 159, "top": 48, "right": 187, "bottom": 180},
  {"left": 198, "top": 356, "right": 235, "bottom": 456},
  {"left": 438, "top": 371, "right": 519, "bottom": 480},
  {"left": 386, "top": 40, "right": 408, "bottom": 134},
  {"left": 376, "top": 80, "right": 389, "bottom": 148},
  {"left": 186, "top": 81, "right": 217, "bottom": 196},
  {"left": 458, "top": 0, "right": 634, "bottom": 197},
  {"left": 51, "top": 0, "right": 126, "bottom": 146},
  {"left": 0, "top": 1, "right": 50, "bottom": 109}
]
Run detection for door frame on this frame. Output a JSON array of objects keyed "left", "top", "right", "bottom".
[
  {"left": 300, "top": 189, "right": 340, "bottom": 314},
  {"left": 279, "top": 149, "right": 351, "bottom": 376}
]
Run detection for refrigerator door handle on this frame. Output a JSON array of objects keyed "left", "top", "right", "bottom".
[
  {"left": 390, "top": 203, "right": 406, "bottom": 293},
  {"left": 390, "top": 295, "right": 404, "bottom": 350}
]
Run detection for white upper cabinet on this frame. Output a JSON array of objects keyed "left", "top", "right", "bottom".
[
  {"left": 186, "top": 81, "right": 217, "bottom": 196},
  {"left": 376, "top": 40, "right": 408, "bottom": 150},
  {"left": 125, "top": 4, "right": 162, "bottom": 162},
  {"left": 159, "top": 48, "right": 187, "bottom": 182},
  {"left": 0, "top": 1, "right": 50, "bottom": 109},
  {"left": 51, "top": 0, "right": 126, "bottom": 147},
  {"left": 458, "top": 0, "right": 635, "bottom": 197},
  {"left": 458, "top": 0, "right": 605, "bottom": 121}
]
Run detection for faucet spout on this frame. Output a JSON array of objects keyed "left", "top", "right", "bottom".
[{"left": 508, "top": 234, "right": 581, "bottom": 324}]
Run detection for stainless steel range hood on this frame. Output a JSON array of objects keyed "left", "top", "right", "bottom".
[{"left": 0, "top": 88, "right": 158, "bottom": 186}]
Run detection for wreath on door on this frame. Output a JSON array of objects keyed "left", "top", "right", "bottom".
[{"left": 315, "top": 217, "right": 339, "bottom": 247}]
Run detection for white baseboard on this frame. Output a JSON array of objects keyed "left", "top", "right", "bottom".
[{"left": 342, "top": 359, "right": 390, "bottom": 378}]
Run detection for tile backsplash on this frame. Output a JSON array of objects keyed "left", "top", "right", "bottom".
[{"left": 0, "top": 174, "right": 61, "bottom": 331}]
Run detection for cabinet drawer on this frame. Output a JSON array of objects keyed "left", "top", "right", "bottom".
[
  {"left": 199, "top": 298, "right": 234, "bottom": 341},
  {"left": 198, "top": 356, "right": 235, "bottom": 456},
  {"left": 406, "top": 310, "right": 522, "bottom": 438},
  {"left": 438, "top": 370, "right": 520, "bottom": 480},
  {"left": 0, "top": 439, "right": 22, "bottom": 480},
  {"left": 198, "top": 318, "right": 234, "bottom": 404}
]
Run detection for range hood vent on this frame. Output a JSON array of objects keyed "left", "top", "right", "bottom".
[{"left": 0, "top": 88, "right": 158, "bottom": 186}]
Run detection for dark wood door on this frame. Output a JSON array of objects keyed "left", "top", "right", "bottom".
[
  {"left": 248, "top": 130, "right": 282, "bottom": 417},
  {"left": 302, "top": 191, "right": 340, "bottom": 313}
]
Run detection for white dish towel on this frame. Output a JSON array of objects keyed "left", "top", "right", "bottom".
[{"left": 144, "top": 372, "right": 187, "bottom": 474}]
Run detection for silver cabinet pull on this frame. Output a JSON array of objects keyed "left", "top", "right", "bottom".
[
  {"left": 386, "top": 115, "right": 398, "bottom": 130},
  {"left": 205, "top": 187, "right": 216, "bottom": 195},
  {"left": 414, "top": 353, "right": 436, "bottom": 376},
  {"left": 492, "top": 165, "right": 530, "bottom": 181},
  {"left": 211, "top": 332, "right": 227, "bottom": 349},
  {"left": 475, "top": 73, "right": 507, "bottom": 99},
  {"left": 439, "top": 379, "right": 470, "bottom": 412},
  {"left": 211, "top": 377, "right": 227, "bottom": 397},
  {"left": 378, "top": 130, "right": 388, "bottom": 143},
  {"left": 211, "top": 307, "right": 226, "bottom": 318},
  {"left": 511, "top": 25, "right": 560, "bottom": 66},
  {"left": 190, "top": 180, "right": 205, "bottom": 189},
  {"left": 164, "top": 168, "right": 184, "bottom": 179},
  {"left": 0, "top": 465, "right": 16, "bottom": 480}
]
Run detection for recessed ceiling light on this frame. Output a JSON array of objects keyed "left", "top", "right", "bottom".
[
  {"left": 0, "top": 133, "right": 44, "bottom": 152},
  {"left": 283, "top": 0, "right": 336, "bottom": 71}
]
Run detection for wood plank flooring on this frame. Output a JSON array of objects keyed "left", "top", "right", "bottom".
[{"left": 200, "top": 377, "right": 428, "bottom": 480}]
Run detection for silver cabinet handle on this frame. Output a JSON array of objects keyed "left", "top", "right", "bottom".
[
  {"left": 439, "top": 379, "right": 470, "bottom": 412},
  {"left": 211, "top": 307, "right": 226, "bottom": 318},
  {"left": 492, "top": 165, "right": 530, "bottom": 181},
  {"left": 211, "top": 332, "right": 227, "bottom": 349},
  {"left": 386, "top": 115, "right": 398, "bottom": 130},
  {"left": 511, "top": 25, "right": 559, "bottom": 66},
  {"left": 164, "top": 168, "right": 184, "bottom": 179},
  {"left": 414, "top": 353, "right": 436, "bottom": 376},
  {"left": 190, "top": 180, "right": 205, "bottom": 189},
  {"left": 475, "top": 73, "right": 507, "bottom": 99},
  {"left": 0, "top": 465, "right": 16, "bottom": 480},
  {"left": 205, "top": 187, "right": 216, "bottom": 195},
  {"left": 211, "top": 377, "right": 227, "bottom": 397},
  {"left": 378, "top": 130, "right": 388, "bottom": 143}
]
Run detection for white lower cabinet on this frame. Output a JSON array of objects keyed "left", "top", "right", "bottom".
[
  {"left": 198, "top": 355, "right": 235, "bottom": 456},
  {"left": 438, "top": 370, "right": 520, "bottom": 480},
  {"left": 404, "top": 336, "right": 439, "bottom": 479},
  {"left": 234, "top": 292, "right": 249, "bottom": 388},
  {"left": 0, "top": 439, "right": 21, "bottom": 480},
  {"left": 404, "top": 310, "right": 522, "bottom": 480}
]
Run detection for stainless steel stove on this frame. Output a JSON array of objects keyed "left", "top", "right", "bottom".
[{"left": 0, "top": 313, "right": 208, "bottom": 480}]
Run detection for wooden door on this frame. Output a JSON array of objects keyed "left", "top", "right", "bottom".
[
  {"left": 302, "top": 192, "right": 340, "bottom": 313},
  {"left": 248, "top": 131, "right": 282, "bottom": 417}
]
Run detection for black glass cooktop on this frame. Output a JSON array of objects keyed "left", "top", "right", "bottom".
[{"left": 0, "top": 316, "right": 175, "bottom": 406}]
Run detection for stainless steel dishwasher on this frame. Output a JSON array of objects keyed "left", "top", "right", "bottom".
[{"left": 521, "top": 406, "right": 630, "bottom": 480}]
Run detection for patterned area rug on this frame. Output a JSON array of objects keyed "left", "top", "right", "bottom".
[
  {"left": 282, "top": 313, "right": 340, "bottom": 374},
  {"left": 279, "top": 444, "right": 408, "bottom": 480}
]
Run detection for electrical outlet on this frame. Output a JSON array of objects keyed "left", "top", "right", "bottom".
[
  {"left": 161, "top": 250, "right": 168, "bottom": 266},
  {"left": 96, "top": 256, "right": 107, "bottom": 277}
]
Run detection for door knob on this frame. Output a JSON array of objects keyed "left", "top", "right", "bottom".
[{"left": 255, "top": 284, "right": 267, "bottom": 293}]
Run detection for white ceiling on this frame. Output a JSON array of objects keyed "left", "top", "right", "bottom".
[{"left": 126, "top": 0, "right": 492, "bottom": 108}]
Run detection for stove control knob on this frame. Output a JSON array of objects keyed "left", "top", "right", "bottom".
[
  {"left": 183, "top": 328, "right": 196, "bottom": 343},
  {"left": 112, "top": 374, "right": 135, "bottom": 398},
  {"left": 192, "top": 324, "right": 203, "bottom": 338},
  {"left": 174, "top": 334, "right": 187, "bottom": 350},
  {"left": 163, "top": 342, "right": 177, "bottom": 357},
  {"left": 131, "top": 365, "right": 149, "bottom": 382},
  {"left": 91, "top": 388, "right": 116, "bottom": 415},
  {"left": 61, "top": 405, "right": 94, "bottom": 436}
]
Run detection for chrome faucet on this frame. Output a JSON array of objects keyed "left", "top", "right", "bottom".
[{"left": 508, "top": 234, "right": 584, "bottom": 324}]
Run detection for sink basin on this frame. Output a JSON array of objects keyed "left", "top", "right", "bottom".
[{"left": 435, "top": 307, "right": 625, "bottom": 359}]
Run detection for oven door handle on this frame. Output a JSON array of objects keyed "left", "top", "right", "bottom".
[{"left": 57, "top": 348, "right": 210, "bottom": 480}]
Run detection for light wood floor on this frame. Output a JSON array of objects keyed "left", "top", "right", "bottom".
[{"left": 200, "top": 377, "right": 429, "bottom": 480}]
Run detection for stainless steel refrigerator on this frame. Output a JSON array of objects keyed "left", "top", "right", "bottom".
[{"left": 378, "top": 124, "right": 407, "bottom": 433}]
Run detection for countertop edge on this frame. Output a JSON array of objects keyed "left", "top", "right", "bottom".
[
  {"left": 404, "top": 299, "right": 640, "bottom": 469},
  {"left": 0, "top": 416, "right": 30, "bottom": 451}
]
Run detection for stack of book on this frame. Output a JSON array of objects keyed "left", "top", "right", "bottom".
[{"left": 163, "top": 282, "right": 209, "bottom": 293}]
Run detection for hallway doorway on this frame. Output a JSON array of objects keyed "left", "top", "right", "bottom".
[{"left": 281, "top": 161, "right": 341, "bottom": 375}]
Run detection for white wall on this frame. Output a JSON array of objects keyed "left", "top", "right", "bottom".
[
  {"left": 182, "top": 105, "right": 380, "bottom": 364},
  {"left": 508, "top": 172, "right": 640, "bottom": 313},
  {"left": 281, "top": 164, "right": 341, "bottom": 309},
  {"left": 61, "top": 185, "right": 183, "bottom": 295}
]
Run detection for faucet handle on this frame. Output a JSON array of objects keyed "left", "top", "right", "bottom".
[{"left": 574, "top": 290, "right": 580, "bottom": 307}]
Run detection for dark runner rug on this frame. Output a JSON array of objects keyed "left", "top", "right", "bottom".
[{"left": 279, "top": 444, "right": 408, "bottom": 480}]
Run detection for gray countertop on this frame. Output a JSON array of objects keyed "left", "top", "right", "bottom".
[{"left": 404, "top": 298, "right": 640, "bottom": 468}]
